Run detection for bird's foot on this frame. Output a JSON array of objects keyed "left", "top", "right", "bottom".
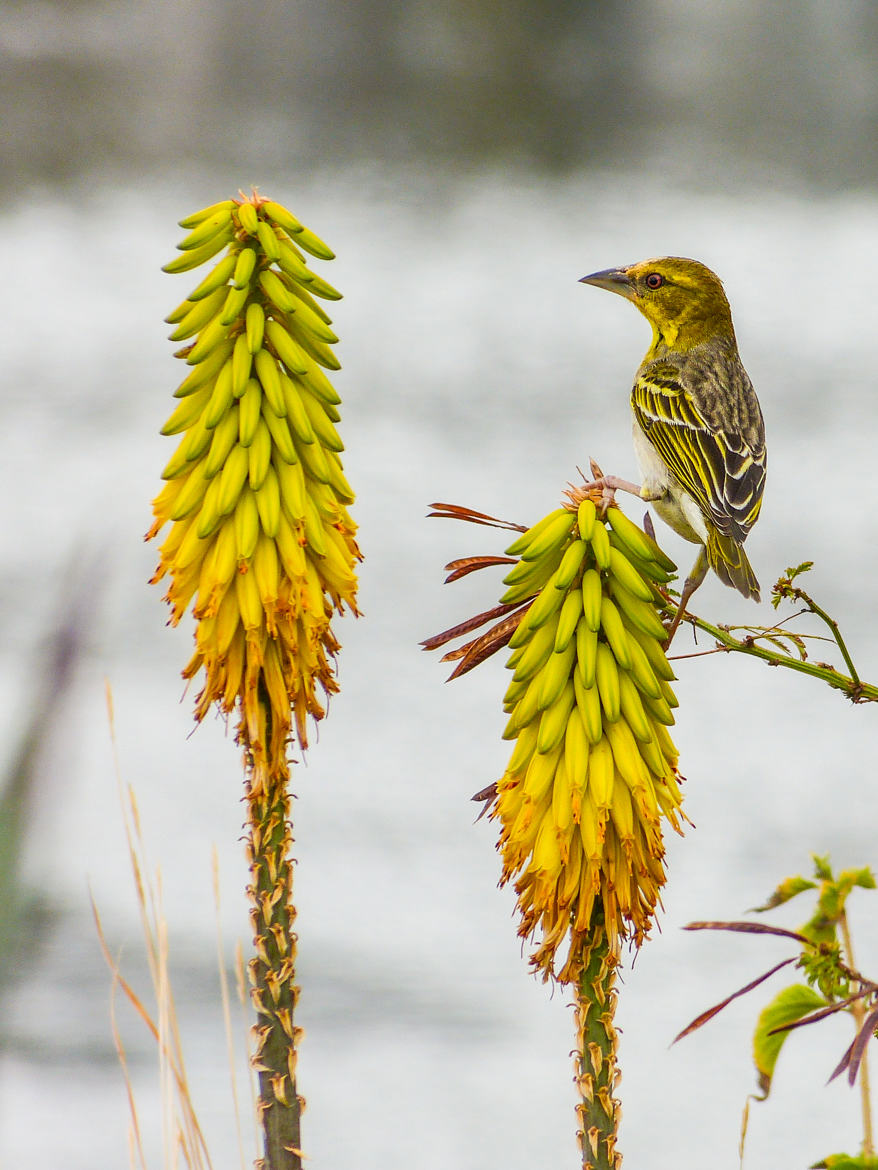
[
  {"left": 662, "top": 604, "right": 686, "bottom": 649},
  {"left": 565, "top": 459, "right": 644, "bottom": 516},
  {"left": 663, "top": 549, "right": 709, "bottom": 648}
]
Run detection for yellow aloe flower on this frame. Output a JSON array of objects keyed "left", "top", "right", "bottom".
[
  {"left": 148, "top": 191, "right": 360, "bottom": 782},
  {"left": 426, "top": 497, "right": 685, "bottom": 985},
  {"left": 498, "top": 498, "right": 684, "bottom": 982}
]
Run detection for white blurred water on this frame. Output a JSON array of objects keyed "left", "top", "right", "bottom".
[{"left": 1, "top": 168, "right": 878, "bottom": 1168}]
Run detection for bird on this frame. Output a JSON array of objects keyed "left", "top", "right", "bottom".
[{"left": 577, "top": 257, "right": 766, "bottom": 643}]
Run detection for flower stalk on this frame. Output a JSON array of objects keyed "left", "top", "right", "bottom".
[
  {"left": 574, "top": 919, "right": 622, "bottom": 1170},
  {"left": 149, "top": 191, "right": 359, "bottom": 1169},
  {"left": 839, "top": 908, "right": 875, "bottom": 1159},
  {"left": 246, "top": 698, "right": 303, "bottom": 1165}
]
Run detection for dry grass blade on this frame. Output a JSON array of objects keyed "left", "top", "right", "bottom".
[
  {"left": 102, "top": 680, "right": 215, "bottom": 1170},
  {"left": 427, "top": 502, "right": 526, "bottom": 531},
  {"left": 92, "top": 896, "right": 161, "bottom": 1044},
  {"left": 672, "top": 958, "right": 796, "bottom": 1045},
  {"left": 212, "top": 847, "right": 250, "bottom": 1170},
  {"left": 91, "top": 899, "right": 148, "bottom": 1170},
  {"left": 92, "top": 889, "right": 214, "bottom": 1168},
  {"left": 684, "top": 919, "right": 809, "bottom": 944}
]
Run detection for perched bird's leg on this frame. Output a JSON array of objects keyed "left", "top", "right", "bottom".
[
  {"left": 664, "top": 547, "right": 709, "bottom": 647},
  {"left": 565, "top": 458, "right": 655, "bottom": 515}
]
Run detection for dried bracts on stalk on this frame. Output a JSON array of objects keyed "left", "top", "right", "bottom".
[
  {"left": 148, "top": 192, "right": 360, "bottom": 774},
  {"left": 426, "top": 497, "right": 685, "bottom": 984}
]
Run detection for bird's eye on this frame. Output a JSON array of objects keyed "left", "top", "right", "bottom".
[{"left": 645, "top": 272, "right": 664, "bottom": 290}]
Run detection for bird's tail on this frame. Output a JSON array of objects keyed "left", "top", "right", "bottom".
[{"left": 706, "top": 528, "right": 760, "bottom": 601}]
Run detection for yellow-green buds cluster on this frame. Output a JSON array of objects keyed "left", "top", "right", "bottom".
[
  {"left": 495, "top": 498, "right": 684, "bottom": 982},
  {"left": 148, "top": 193, "right": 359, "bottom": 776}
]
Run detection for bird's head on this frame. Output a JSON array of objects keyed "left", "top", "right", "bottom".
[{"left": 580, "top": 257, "right": 735, "bottom": 354}]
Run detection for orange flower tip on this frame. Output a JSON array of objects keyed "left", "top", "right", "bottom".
[{"left": 236, "top": 186, "right": 266, "bottom": 207}]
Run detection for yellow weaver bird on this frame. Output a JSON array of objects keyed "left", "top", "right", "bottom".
[{"left": 578, "top": 257, "right": 766, "bottom": 642}]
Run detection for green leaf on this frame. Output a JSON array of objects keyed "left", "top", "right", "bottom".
[
  {"left": 801, "top": 905, "right": 839, "bottom": 948},
  {"left": 811, "top": 1155, "right": 878, "bottom": 1169},
  {"left": 752, "top": 874, "right": 816, "bottom": 912},
  {"left": 848, "top": 866, "right": 876, "bottom": 891},
  {"left": 799, "top": 940, "right": 849, "bottom": 1001},
  {"left": 805, "top": 866, "right": 876, "bottom": 943},
  {"left": 753, "top": 983, "right": 828, "bottom": 1096},
  {"left": 771, "top": 562, "right": 814, "bottom": 608},
  {"left": 812, "top": 854, "right": 834, "bottom": 882},
  {"left": 788, "top": 561, "right": 814, "bottom": 579}
]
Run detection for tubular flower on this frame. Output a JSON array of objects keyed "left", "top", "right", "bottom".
[
  {"left": 147, "top": 192, "right": 360, "bottom": 776},
  {"left": 499, "top": 499, "right": 683, "bottom": 980},
  {"left": 426, "top": 498, "right": 685, "bottom": 984}
]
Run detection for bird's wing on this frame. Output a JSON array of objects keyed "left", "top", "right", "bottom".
[{"left": 631, "top": 356, "right": 766, "bottom": 543}]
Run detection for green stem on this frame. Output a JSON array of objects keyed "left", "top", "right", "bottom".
[
  {"left": 678, "top": 610, "right": 878, "bottom": 703},
  {"left": 839, "top": 910, "right": 874, "bottom": 1159},
  {"left": 574, "top": 923, "right": 621, "bottom": 1170},
  {"left": 796, "top": 590, "right": 861, "bottom": 687},
  {"left": 245, "top": 698, "right": 302, "bottom": 1170}
]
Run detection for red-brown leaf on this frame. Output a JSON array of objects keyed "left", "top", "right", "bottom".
[
  {"left": 446, "top": 612, "right": 524, "bottom": 678},
  {"left": 421, "top": 602, "right": 524, "bottom": 653},
  {"left": 471, "top": 783, "right": 498, "bottom": 821},
  {"left": 427, "top": 502, "right": 525, "bottom": 532},
  {"left": 767, "top": 989, "right": 875, "bottom": 1038},
  {"left": 672, "top": 958, "right": 797, "bottom": 1045},
  {"left": 828, "top": 1004, "right": 878, "bottom": 1086},
  {"left": 684, "top": 920, "right": 808, "bottom": 944},
  {"left": 444, "top": 555, "right": 517, "bottom": 583}
]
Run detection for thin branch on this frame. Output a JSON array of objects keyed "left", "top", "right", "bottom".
[
  {"left": 677, "top": 609, "right": 878, "bottom": 703},
  {"left": 796, "top": 590, "right": 861, "bottom": 686},
  {"left": 840, "top": 908, "right": 875, "bottom": 1154}
]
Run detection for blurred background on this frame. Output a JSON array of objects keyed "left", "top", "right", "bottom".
[{"left": 2, "top": 1, "right": 878, "bottom": 1166}]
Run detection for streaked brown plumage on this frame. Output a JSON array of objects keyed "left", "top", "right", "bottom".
[{"left": 580, "top": 256, "right": 766, "bottom": 636}]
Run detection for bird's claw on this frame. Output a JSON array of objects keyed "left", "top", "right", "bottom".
[
  {"left": 564, "top": 480, "right": 615, "bottom": 516},
  {"left": 564, "top": 459, "right": 618, "bottom": 516},
  {"left": 565, "top": 462, "right": 645, "bottom": 518}
]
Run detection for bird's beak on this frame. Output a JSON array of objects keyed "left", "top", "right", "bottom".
[{"left": 579, "top": 267, "right": 634, "bottom": 300}]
